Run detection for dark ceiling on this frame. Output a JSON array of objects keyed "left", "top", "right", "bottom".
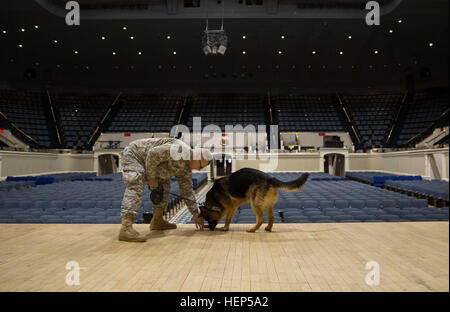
[{"left": 0, "top": 0, "right": 448, "bottom": 93}]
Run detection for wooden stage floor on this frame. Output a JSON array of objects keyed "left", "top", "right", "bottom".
[{"left": 0, "top": 222, "right": 448, "bottom": 292}]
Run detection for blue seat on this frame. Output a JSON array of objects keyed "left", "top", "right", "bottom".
[
  {"left": 310, "top": 215, "right": 334, "bottom": 223},
  {"left": 333, "top": 215, "right": 355, "bottom": 221},
  {"left": 349, "top": 200, "right": 365, "bottom": 209},
  {"left": 303, "top": 210, "right": 323, "bottom": 217},
  {"left": 319, "top": 201, "right": 334, "bottom": 209},
  {"left": 50, "top": 200, "right": 65, "bottom": 209},
  {"left": 334, "top": 200, "right": 349, "bottom": 209},
  {"left": 398, "top": 200, "right": 412, "bottom": 209},
  {"left": 303, "top": 201, "right": 318, "bottom": 209},
  {"left": 381, "top": 200, "right": 396, "bottom": 208},
  {"left": 18, "top": 201, "right": 33, "bottom": 209},
  {"left": 365, "top": 200, "right": 380, "bottom": 208},
  {"left": 97, "top": 200, "right": 111, "bottom": 209},
  {"left": 81, "top": 200, "right": 96, "bottom": 209},
  {"left": 378, "top": 214, "right": 401, "bottom": 222},
  {"left": 34, "top": 200, "right": 50, "bottom": 209},
  {"left": 66, "top": 200, "right": 81, "bottom": 209},
  {"left": 413, "top": 199, "right": 428, "bottom": 209}
]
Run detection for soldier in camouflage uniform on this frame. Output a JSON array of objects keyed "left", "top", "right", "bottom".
[{"left": 118, "top": 137, "right": 211, "bottom": 242}]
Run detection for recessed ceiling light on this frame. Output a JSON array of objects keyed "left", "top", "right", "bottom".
[
  {"left": 34, "top": 25, "right": 39, "bottom": 29},
  {"left": 348, "top": 35, "right": 352, "bottom": 39},
  {"left": 54, "top": 39, "right": 58, "bottom": 43},
  {"left": 389, "top": 30, "right": 393, "bottom": 33},
  {"left": 281, "top": 35, "right": 285, "bottom": 39},
  {"left": 101, "top": 36, "right": 106, "bottom": 40},
  {"left": 339, "top": 51, "right": 343, "bottom": 55},
  {"left": 278, "top": 50, "right": 282, "bottom": 54},
  {"left": 312, "top": 51, "right": 316, "bottom": 55},
  {"left": 74, "top": 50, "right": 78, "bottom": 54},
  {"left": 21, "top": 28, "right": 25, "bottom": 32},
  {"left": 138, "top": 51, "right": 142, "bottom": 55},
  {"left": 130, "top": 36, "right": 134, "bottom": 40},
  {"left": 123, "top": 26, "right": 127, "bottom": 30},
  {"left": 2, "top": 30, "right": 6, "bottom": 34},
  {"left": 112, "top": 51, "right": 116, "bottom": 55},
  {"left": 398, "top": 20, "right": 402, "bottom": 23},
  {"left": 56, "top": 64, "right": 61, "bottom": 68},
  {"left": 166, "top": 35, "right": 171, "bottom": 39},
  {"left": 374, "top": 50, "right": 378, "bottom": 54},
  {"left": 242, "top": 51, "right": 246, "bottom": 55},
  {"left": 173, "top": 51, "right": 177, "bottom": 55},
  {"left": 242, "top": 35, "right": 246, "bottom": 39},
  {"left": 429, "top": 42, "right": 434, "bottom": 47},
  {"left": 18, "top": 44, "right": 23, "bottom": 48}
]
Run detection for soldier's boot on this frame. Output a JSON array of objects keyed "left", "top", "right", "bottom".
[
  {"left": 118, "top": 214, "right": 147, "bottom": 242},
  {"left": 150, "top": 208, "right": 177, "bottom": 230}
]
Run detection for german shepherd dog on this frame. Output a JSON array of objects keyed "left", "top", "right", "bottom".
[{"left": 199, "top": 168, "right": 309, "bottom": 232}]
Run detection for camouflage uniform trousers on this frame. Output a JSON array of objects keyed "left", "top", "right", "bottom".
[{"left": 120, "top": 147, "right": 171, "bottom": 218}]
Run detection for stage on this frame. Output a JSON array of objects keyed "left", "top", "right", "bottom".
[{"left": 0, "top": 222, "right": 448, "bottom": 292}]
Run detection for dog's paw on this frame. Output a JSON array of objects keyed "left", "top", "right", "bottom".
[
  {"left": 219, "top": 227, "right": 229, "bottom": 231},
  {"left": 264, "top": 227, "right": 272, "bottom": 232},
  {"left": 246, "top": 228, "right": 256, "bottom": 233}
]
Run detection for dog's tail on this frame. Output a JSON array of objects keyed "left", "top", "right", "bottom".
[{"left": 269, "top": 173, "right": 309, "bottom": 192}]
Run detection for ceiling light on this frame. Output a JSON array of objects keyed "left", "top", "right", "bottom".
[
  {"left": 21, "top": 28, "right": 25, "bottom": 32},
  {"left": 278, "top": 50, "right": 282, "bottom": 54},
  {"left": 374, "top": 50, "right": 378, "bottom": 54},
  {"left": 389, "top": 30, "right": 393, "bottom": 33},
  {"left": 398, "top": 20, "right": 402, "bottom": 23},
  {"left": 339, "top": 51, "right": 343, "bottom": 55},
  {"left": 74, "top": 50, "right": 78, "bottom": 54},
  {"left": 173, "top": 51, "right": 177, "bottom": 55},
  {"left": 2, "top": 30, "right": 6, "bottom": 34},
  {"left": 312, "top": 51, "right": 316, "bottom": 55},
  {"left": 54, "top": 40, "right": 58, "bottom": 43},
  {"left": 101, "top": 36, "right": 106, "bottom": 40},
  {"left": 242, "top": 35, "right": 246, "bottom": 39},
  {"left": 18, "top": 44, "right": 23, "bottom": 48},
  {"left": 34, "top": 25, "right": 39, "bottom": 29},
  {"left": 242, "top": 51, "right": 246, "bottom": 55},
  {"left": 166, "top": 35, "right": 171, "bottom": 39},
  {"left": 123, "top": 26, "right": 127, "bottom": 30},
  {"left": 429, "top": 43, "right": 434, "bottom": 47},
  {"left": 138, "top": 51, "right": 142, "bottom": 55},
  {"left": 348, "top": 35, "right": 352, "bottom": 39},
  {"left": 281, "top": 35, "right": 285, "bottom": 39},
  {"left": 130, "top": 36, "right": 134, "bottom": 40},
  {"left": 112, "top": 51, "right": 116, "bottom": 55}
]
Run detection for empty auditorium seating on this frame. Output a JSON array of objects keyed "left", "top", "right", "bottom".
[
  {"left": 108, "top": 95, "right": 181, "bottom": 133},
  {"left": 53, "top": 93, "right": 114, "bottom": 149},
  {"left": 182, "top": 172, "right": 449, "bottom": 225},
  {"left": 0, "top": 172, "right": 207, "bottom": 224},
  {"left": 385, "top": 179, "right": 449, "bottom": 202},
  {"left": 274, "top": 94, "right": 344, "bottom": 132},
  {"left": 187, "top": 95, "right": 265, "bottom": 130},
  {"left": 396, "top": 88, "right": 449, "bottom": 146},
  {"left": 343, "top": 93, "right": 402, "bottom": 149},
  {"left": 0, "top": 89, "right": 52, "bottom": 147}
]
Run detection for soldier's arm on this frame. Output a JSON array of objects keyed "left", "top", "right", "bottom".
[{"left": 176, "top": 172, "right": 198, "bottom": 215}]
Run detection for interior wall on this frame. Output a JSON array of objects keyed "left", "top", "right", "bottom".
[
  {"left": 0, "top": 151, "right": 94, "bottom": 177},
  {"left": 1, "top": 148, "right": 448, "bottom": 180}
]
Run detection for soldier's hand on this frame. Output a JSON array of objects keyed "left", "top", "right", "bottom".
[
  {"left": 193, "top": 212, "right": 204, "bottom": 231},
  {"left": 148, "top": 179, "right": 159, "bottom": 190}
]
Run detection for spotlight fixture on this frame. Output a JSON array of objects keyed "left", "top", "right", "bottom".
[
  {"left": 34, "top": 25, "right": 39, "bottom": 29},
  {"left": 389, "top": 30, "right": 393, "bottom": 33},
  {"left": 429, "top": 43, "right": 434, "bottom": 47},
  {"left": 166, "top": 35, "right": 171, "bottom": 39},
  {"left": 348, "top": 35, "right": 352, "bottom": 39},
  {"left": 242, "top": 35, "right": 246, "bottom": 39},
  {"left": 281, "top": 35, "right": 285, "bottom": 39}
]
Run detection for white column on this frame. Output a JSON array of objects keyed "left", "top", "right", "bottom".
[{"left": 0, "top": 155, "right": 3, "bottom": 178}]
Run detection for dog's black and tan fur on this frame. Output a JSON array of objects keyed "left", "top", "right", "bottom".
[{"left": 199, "top": 168, "right": 309, "bottom": 232}]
